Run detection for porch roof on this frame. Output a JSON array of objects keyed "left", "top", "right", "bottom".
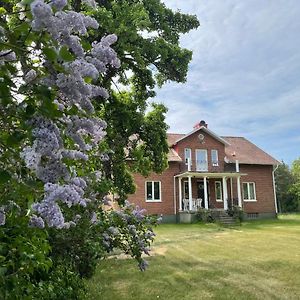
[{"left": 174, "top": 171, "right": 247, "bottom": 178}]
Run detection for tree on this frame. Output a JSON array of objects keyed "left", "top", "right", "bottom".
[
  {"left": 275, "top": 161, "right": 298, "bottom": 212},
  {"left": 0, "top": 0, "right": 198, "bottom": 298},
  {"left": 290, "top": 158, "right": 300, "bottom": 211}
]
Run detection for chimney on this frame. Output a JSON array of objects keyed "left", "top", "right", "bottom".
[{"left": 193, "top": 120, "right": 207, "bottom": 129}]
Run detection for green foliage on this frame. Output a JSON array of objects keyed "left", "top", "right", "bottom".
[
  {"left": 275, "top": 161, "right": 299, "bottom": 212},
  {"left": 196, "top": 208, "right": 215, "bottom": 223},
  {"left": 0, "top": 0, "right": 198, "bottom": 298},
  {"left": 0, "top": 214, "right": 52, "bottom": 300},
  {"left": 227, "top": 205, "right": 244, "bottom": 222}
]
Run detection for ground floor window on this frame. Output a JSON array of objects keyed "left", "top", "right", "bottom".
[
  {"left": 243, "top": 182, "right": 256, "bottom": 201},
  {"left": 145, "top": 181, "right": 161, "bottom": 202},
  {"left": 215, "top": 181, "right": 222, "bottom": 201}
]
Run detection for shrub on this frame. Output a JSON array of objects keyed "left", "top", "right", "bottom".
[
  {"left": 227, "top": 206, "right": 244, "bottom": 223},
  {"left": 196, "top": 208, "right": 215, "bottom": 223}
]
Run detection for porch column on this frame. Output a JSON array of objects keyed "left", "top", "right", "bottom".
[
  {"left": 178, "top": 177, "right": 182, "bottom": 211},
  {"left": 222, "top": 176, "right": 228, "bottom": 210},
  {"left": 237, "top": 176, "right": 242, "bottom": 207},
  {"left": 188, "top": 175, "right": 192, "bottom": 211},
  {"left": 204, "top": 176, "right": 208, "bottom": 209}
]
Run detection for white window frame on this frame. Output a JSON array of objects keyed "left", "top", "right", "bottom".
[
  {"left": 211, "top": 149, "right": 219, "bottom": 166},
  {"left": 215, "top": 181, "right": 223, "bottom": 202},
  {"left": 195, "top": 149, "right": 208, "bottom": 171},
  {"left": 184, "top": 148, "right": 192, "bottom": 165},
  {"left": 243, "top": 182, "right": 257, "bottom": 202},
  {"left": 145, "top": 181, "right": 162, "bottom": 202}
]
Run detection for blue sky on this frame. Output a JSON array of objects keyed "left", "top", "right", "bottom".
[{"left": 154, "top": 0, "right": 300, "bottom": 165}]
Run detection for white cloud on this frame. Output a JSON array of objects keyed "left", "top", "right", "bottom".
[{"left": 154, "top": 0, "right": 300, "bottom": 164}]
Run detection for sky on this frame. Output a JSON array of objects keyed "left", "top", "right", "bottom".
[{"left": 154, "top": 0, "right": 300, "bottom": 165}]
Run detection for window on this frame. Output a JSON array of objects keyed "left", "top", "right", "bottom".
[
  {"left": 145, "top": 181, "right": 161, "bottom": 202},
  {"left": 184, "top": 148, "right": 192, "bottom": 165},
  {"left": 215, "top": 181, "right": 222, "bottom": 202},
  {"left": 243, "top": 182, "right": 256, "bottom": 201},
  {"left": 196, "top": 149, "right": 208, "bottom": 171},
  {"left": 211, "top": 150, "right": 219, "bottom": 166}
]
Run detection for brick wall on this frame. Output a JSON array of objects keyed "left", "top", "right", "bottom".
[
  {"left": 175, "top": 129, "right": 226, "bottom": 173},
  {"left": 232, "top": 164, "right": 276, "bottom": 213},
  {"left": 127, "top": 162, "right": 180, "bottom": 215}
]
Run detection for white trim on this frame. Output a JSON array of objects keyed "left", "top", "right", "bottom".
[
  {"left": 145, "top": 181, "right": 162, "bottom": 202},
  {"left": 174, "top": 171, "right": 247, "bottom": 178},
  {"left": 172, "top": 126, "right": 230, "bottom": 146},
  {"left": 242, "top": 182, "right": 257, "bottom": 202},
  {"left": 215, "top": 181, "right": 223, "bottom": 202}
]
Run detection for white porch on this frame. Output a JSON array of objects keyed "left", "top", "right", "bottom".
[{"left": 175, "top": 171, "right": 245, "bottom": 212}]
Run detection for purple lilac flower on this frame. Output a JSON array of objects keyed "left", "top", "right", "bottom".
[
  {"left": 29, "top": 215, "right": 45, "bottom": 228},
  {"left": 139, "top": 259, "right": 149, "bottom": 272}
]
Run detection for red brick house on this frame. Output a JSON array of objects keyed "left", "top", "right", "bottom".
[{"left": 128, "top": 120, "right": 279, "bottom": 222}]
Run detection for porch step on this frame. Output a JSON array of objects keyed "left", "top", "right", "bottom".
[{"left": 218, "top": 216, "right": 237, "bottom": 226}]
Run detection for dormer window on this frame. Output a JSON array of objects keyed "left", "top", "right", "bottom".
[
  {"left": 211, "top": 150, "right": 219, "bottom": 166},
  {"left": 184, "top": 148, "right": 192, "bottom": 165}
]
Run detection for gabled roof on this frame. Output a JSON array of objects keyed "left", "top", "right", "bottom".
[
  {"left": 166, "top": 133, "right": 279, "bottom": 165},
  {"left": 222, "top": 137, "right": 280, "bottom": 165},
  {"left": 168, "top": 148, "right": 182, "bottom": 162},
  {"left": 170, "top": 126, "right": 230, "bottom": 146},
  {"left": 167, "top": 133, "right": 185, "bottom": 146}
]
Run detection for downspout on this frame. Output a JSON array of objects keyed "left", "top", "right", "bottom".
[
  {"left": 272, "top": 164, "right": 279, "bottom": 214},
  {"left": 173, "top": 175, "right": 177, "bottom": 215}
]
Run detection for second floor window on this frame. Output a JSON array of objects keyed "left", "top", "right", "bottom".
[
  {"left": 184, "top": 148, "right": 192, "bottom": 165},
  {"left": 211, "top": 150, "right": 219, "bottom": 166}
]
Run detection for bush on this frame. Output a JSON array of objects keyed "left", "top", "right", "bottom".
[
  {"left": 196, "top": 208, "right": 215, "bottom": 223},
  {"left": 227, "top": 206, "right": 244, "bottom": 223}
]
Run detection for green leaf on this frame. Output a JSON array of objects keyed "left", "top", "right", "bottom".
[
  {"left": 43, "top": 47, "right": 57, "bottom": 61},
  {"left": 0, "top": 170, "right": 11, "bottom": 184},
  {"left": 21, "top": 0, "right": 35, "bottom": 5},
  {"left": 59, "top": 46, "right": 75, "bottom": 62}
]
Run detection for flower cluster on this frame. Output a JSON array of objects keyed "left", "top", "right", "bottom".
[
  {"left": 31, "top": 179, "right": 89, "bottom": 228},
  {"left": 101, "top": 201, "right": 158, "bottom": 271},
  {"left": 23, "top": 0, "right": 120, "bottom": 229},
  {"left": 31, "top": 0, "right": 98, "bottom": 56}
]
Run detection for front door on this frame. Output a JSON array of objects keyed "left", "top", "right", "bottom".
[
  {"left": 196, "top": 149, "right": 208, "bottom": 171},
  {"left": 197, "top": 181, "right": 209, "bottom": 208}
]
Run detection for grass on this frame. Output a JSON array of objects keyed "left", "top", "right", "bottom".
[{"left": 86, "top": 214, "right": 300, "bottom": 300}]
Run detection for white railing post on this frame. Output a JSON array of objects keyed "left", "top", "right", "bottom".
[
  {"left": 187, "top": 158, "right": 191, "bottom": 171},
  {"left": 235, "top": 160, "right": 239, "bottom": 172},
  {"left": 179, "top": 177, "right": 182, "bottom": 211},
  {"left": 204, "top": 176, "right": 208, "bottom": 209},
  {"left": 188, "top": 176, "right": 192, "bottom": 211},
  {"left": 222, "top": 176, "right": 228, "bottom": 210},
  {"left": 237, "top": 176, "right": 242, "bottom": 208}
]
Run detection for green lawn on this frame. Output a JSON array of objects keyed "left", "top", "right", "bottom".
[{"left": 87, "top": 214, "right": 300, "bottom": 300}]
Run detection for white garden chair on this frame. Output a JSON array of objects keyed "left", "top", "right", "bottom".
[{"left": 196, "top": 198, "right": 203, "bottom": 210}]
